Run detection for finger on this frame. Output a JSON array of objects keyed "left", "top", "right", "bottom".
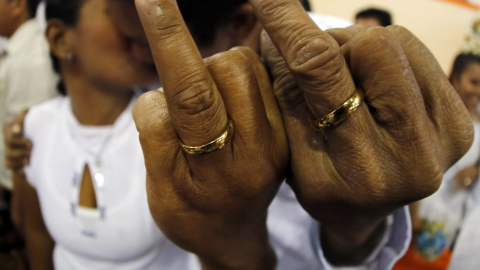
[
  {"left": 387, "top": 25, "right": 474, "bottom": 166},
  {"left": 249, "top": 0, "right": 355, "bottom": 118},
  {"left": 229, "top": 46, "right": 283, "bottom": 130},
  {"left": 5, "top": 155, "right": 27, "bottom": 169},
  {"left": 260, "top": 30, "right": 308, "bottom": 116},
  {"left": 195, "top": 49, "right": 286, "bottom": 184},
  {"left": 4, "top": 109, "right": 28, "bottom": 140},
  {"left": 135, "top": 0, "right": 227, "bottom": 146},
  {"left": 342, "top": 27, "right": 425, "bottom": 127},
  {"left": 339, "top": 27, "right": 444, "bottom": 196},
  {"left": 326, "top": 25, "right": 363, "bottom": 47},
  {"left": 6, "top": 137, "right": 32, "bottom": 150},
  {"left": 205, "top": 50, "right": 270, "bottom": 136},
  {"left": 132, "top": 90, "right": 188, "bottom": 196}
]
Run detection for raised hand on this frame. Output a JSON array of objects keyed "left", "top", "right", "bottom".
[
  {"left": 253, "top": 0, "right": 473, "bottom": 264},
  {"left": 132, "top": 0, "right": 288, "bottom": 269}
]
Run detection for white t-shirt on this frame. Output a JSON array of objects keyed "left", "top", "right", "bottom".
[
  {"left": 0, "top": 19, "right": 59, "bottom": 189},
  {"left": 24, "top": 95, "right": 200, "bottom": 270}
]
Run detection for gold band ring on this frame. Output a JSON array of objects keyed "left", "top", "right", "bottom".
[
  {"left": 179, "top": 119, "right": 234, "bottom": 156},
  {"left": 310, "top": 89, "right": 364, "bottom": 130}
]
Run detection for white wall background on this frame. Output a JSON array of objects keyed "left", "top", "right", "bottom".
[{"left": 310, "top": 0, "right": 478, "bottom": 74}]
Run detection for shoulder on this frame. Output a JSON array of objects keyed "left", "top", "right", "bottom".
[
  {"left": 25, "top": 97, "right": 67, "bottom": 136},
  {"left": 6, "top": 20, "right": 51, "bottom": 66}
]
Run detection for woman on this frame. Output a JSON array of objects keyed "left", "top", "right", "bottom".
[{"left": 20, "top": 0, "right": 199, "bottom": 269}]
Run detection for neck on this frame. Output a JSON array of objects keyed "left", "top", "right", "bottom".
[
  {"left": 4, "top": 17, "right": 30, "bottom": 38},
  {"left": 62, "top": 68, "right": 134, "bottom": 126}
]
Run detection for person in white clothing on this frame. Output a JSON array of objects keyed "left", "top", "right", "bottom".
[
  {"left": 0, "top": 0, "right": 58, "bottom": 203},
  {"left": 6, "top": 0, "right": 473, "bottom": 269},
  {"left": 0, "top": 0, "right": 58, "bottom": 265},
  {"left": 446, "top": 51, "right": 480, "bottom": 270},
  {"left": 19, "top": 0, "right": 199, "bottom": 269}
]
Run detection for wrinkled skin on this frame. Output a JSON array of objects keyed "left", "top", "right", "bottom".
[
  {"left": 132, "top": 0, "right": 473, "bottom": 268},
  {"left": 133, "top": 1, "right": 287, "bottom": 268},
  {"left": 3, "top": 109, "right": 31, "bottom": 171}
]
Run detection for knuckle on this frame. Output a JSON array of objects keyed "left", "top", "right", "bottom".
[
  {"left": 151, "top": 22, "right": 184, "bottom": 47},
  {"left": 169, "top": 71, "right": 217, "bottom": 118},
  {"left": 287, "top": 37, "right": 344, "bottom": 84},
  {"left": 357, "top": 27, "right": 398, "bottom": 52},
  {"left": 386, "top": 25, "right": 409, "bottom": 36},
  {"left": 255, "top": 1, "right": 290, "bottom": 23},
  {"left": 205, "top": 50, "right": 247, "bottom": 70}
]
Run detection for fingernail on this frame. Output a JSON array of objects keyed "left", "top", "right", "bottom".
[{"left": 12, "top": 124, "right": 21, "bottom": 135}]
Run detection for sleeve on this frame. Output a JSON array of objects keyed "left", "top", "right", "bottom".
[
  {"left": 310, "top": 206, "right": 411, "bottom": 270},
  {"left": 3, "top": 36, "right": 58, "bottom": 121},
  {"left": 23, "top": 107, "right": 40, "bottom": 189}
]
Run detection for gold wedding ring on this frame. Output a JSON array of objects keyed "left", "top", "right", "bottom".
[
  {"left": 310, "top": 89, "right": 364, "bottom": 130},
  {"left": 179, "top": 118, "right": 234, "bottom": 156}
]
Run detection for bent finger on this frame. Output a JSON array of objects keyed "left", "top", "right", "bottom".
[
  {"left": 249, "top": 0, "right": 355, "bottom": 118},
  {"left": 230, "top": 46, "right": 283, "bottom": 130},
  {"left": 387, "top": 25, "right": 474, "bottom": 166},
  {"left": 132, "top": 90, "right": 189, "bottom": 195}
]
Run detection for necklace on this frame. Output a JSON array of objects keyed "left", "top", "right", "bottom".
[
  {"left": 67, "top": 124, "right": 115, "bottom": 167},
  {"left": 64, "top": 105, "right": 116, "bottom": 168}
]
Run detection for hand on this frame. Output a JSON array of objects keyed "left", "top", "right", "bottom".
[
  {"left": 252, "top": 0, "right": 473, "bottom": 264},
  {"left": 133, "top": 1, "right": 288, "bottom": 269},
  {"left": 3, "top": 110, "right": 31, "bottom": 172}
]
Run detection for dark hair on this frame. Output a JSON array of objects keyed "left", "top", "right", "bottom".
[
  {"left": 449, "top": 53, "right": 480, "bottom": 84},
  {"left": 27, "top": 0, "right": 40, "bottom": 17},
  {"left": 45, "top": 0, "right": 83, "bottom": 26},
  {"left": 45, "top": 0, "right": 84, "bottom": 95},
  {"left": 355, "top": 8, "right": 392, "bottom": 27},
  {"left": 177, "top": 0, "right": 247, "bottom": 47},
  {"left": 299, "top": 0, "right": 311, "bottom": 11}
]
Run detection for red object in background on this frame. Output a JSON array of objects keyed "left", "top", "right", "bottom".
[
  {"left": 438, "top": 0, "right": 479, "bottom": 10},
  {"left": 393, "top": 244, "right": 452, "bottom": 270}
]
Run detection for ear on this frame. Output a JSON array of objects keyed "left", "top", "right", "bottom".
[
  {"left": 228, "top": 3, "right": 262, "bottom": 52},
  {"left": 46, "top": 19, "right": 75, "bottom": 61}
]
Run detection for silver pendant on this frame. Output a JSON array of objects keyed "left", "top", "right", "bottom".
[
  {"left": 95, "top": 156, "right": 101, "bottom": 167},
  {"left": 94, "top": 173, "right": 105, "bottom": 188}
]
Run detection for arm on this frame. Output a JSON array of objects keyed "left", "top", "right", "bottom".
[
  {"left": 23, "top": 175, "right": 54, "bottom": 270},
  {"left": 4, "top": 110, "right": 31, "bottom": 236}
]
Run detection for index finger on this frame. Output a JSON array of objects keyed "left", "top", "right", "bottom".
[{"left": 135, "top": 0, "right": 227, "bottom": 146}]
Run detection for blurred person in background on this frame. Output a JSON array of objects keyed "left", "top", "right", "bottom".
[
  {"left": 18, "top": 0, "right": 199, "bottom": 269},
  {"left": 0, "top": 0, "right": 58, "bottom": 268},
  {"left": 355, "top": 7, "right": 392, "bottom": 27},
  {"left": 394, "top": 22, "right": 480, "bottom": 270},
  {"left": 299, "top": 0, "right": 311, "bottom": 11}
]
